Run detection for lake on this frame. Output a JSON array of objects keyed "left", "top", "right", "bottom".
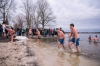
[{"left": 64, "top": 33, "right": 100, "bottom": 59}]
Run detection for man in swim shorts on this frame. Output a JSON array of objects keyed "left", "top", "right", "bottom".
[
  {"left": 36, "top": 29, "right": 41, "bottom": 43},
  {"left": 56, "top": 28, "right": 66, "bottom": 49},
  {"left": 68, "top": 23, "right": 81, "bottom": 53},
  {"left": 28, "top": 29, "right": 32, "bottom": 38}
]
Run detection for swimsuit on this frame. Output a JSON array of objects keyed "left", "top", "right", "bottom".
[
  {"left": 58, "top": 38, "right": 64, "bottom": 44},
  {"left": 70, "top": 38, "right": 80, "bottom": 46},
  {"left": 38, "top": 36, "right": 41, "bottom": 39},
  {"left": 29, "top": 34, "right": 32, "bottom": 35}
]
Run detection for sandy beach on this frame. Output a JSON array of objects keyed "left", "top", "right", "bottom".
[{"left": 0, "top": 38, "right": 100, "bottom": 66}]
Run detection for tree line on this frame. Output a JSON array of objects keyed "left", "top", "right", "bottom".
[{"left": 0, "top": 0, "right": 56, "bottom": 29}]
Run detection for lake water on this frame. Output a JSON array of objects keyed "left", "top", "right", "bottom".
[
  {"left": 65, "top": 33, "right": 100, "bottom": 59},
  {"left": 13, "top": 34, "right": 100, "bottom": 66},
  {"left": 40, "top": 33, "right": 100, "bottom": 59}
]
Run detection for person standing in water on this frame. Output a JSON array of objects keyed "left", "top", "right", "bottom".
[
  {"left": 93, "top": 35, "right": 99, "bottom": 43},
  {"left": 68, "top": 23, "right": 81, "bottom": 53},
  {"left": 28, "top": 29, "right": 32, "bottom": 38},
  {"left": 56, "top": 28, "right": 66, "bottom": 50},
  {"left": 36, "top": 29, "right": 41, "bottom": 43},
  {"left": 88, "top": 35, "right": 92, "bottom": 42}
]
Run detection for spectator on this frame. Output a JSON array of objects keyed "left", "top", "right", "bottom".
[
  {"left": 60, "top": 28, "right": 65, "bottom": 34},
  {"left": 2, "top": 23, "right": 6, "bottom": 36},
  {"left": 0, "top": 24, "right": 3, "bottom": 37},
  {"left": 22, "top": 28, "right": 25, "bottom": 36},
  {"left": 26, "top": 28, "right": 29, "bottom": 36}
]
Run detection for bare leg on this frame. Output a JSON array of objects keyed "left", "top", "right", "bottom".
[
  {"left": 11, "top": 34, "right": 14, "bottom": 42},
  {"left": 62, "top": 44, "right": 66, "bottom": 49},
  {"left": 57, "top": 42, "right": 61, "bottom": 49},
  {"left": 76, "top": 46, "right": 81, "bottom": 53},
  {"left": 74, "top": 43, "right": 76, "bottom": 46},
  {"left": 3, "top": 32, "right": 5, "bottom": 37},
  {"left": 38, "top": 39, "right": 40, "bottom": 44},
  {"left": 68, "top": 42, "right": 73, "bottom": 52}
]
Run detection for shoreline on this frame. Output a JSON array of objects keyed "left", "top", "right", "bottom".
[
  {"left": 65, "top": 32, "right": 100, "bottom": 34},
  {"left": 0, "top": 39, "right": 100, "bottom": 66}
]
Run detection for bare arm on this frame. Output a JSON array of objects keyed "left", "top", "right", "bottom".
[
  {"left": 97, "top": 38, "right": 99, "bottom": 41},
  {"left": 74, "top": 30, "right": 77, "bottom": 43},
  {"left": 61, "top": 32, "right": 66, "bottom": 42}
]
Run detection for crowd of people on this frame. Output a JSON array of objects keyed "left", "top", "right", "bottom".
[
  {"left": 1, "top": 23, "right": 99, "bottom": 55},
  {"left": 15, "top": 27, "right": 58, "bottom": 37},
  {"left": 0, "top": 23, "right": 81, "bottom": 54},
  {"left": 0, "top": 23, "right": 65, "bottom": 43}
]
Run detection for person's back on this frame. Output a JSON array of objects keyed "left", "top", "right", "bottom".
[
  {"left": 37, "top": 29, "right": 41, "bottom": 37},
  {"left": 93, "top": 35, "right": 98, "bottom": 42},
  {"left": 6, "top": 26, "right": 15, "bottom": 42},
  {"left": 29, "top": 29, "right": 32, "bottom": 35},
  {"left": 6, "top": 26, "right": 15, "bottom": 34}
]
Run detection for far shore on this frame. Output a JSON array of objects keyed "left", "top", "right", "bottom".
[{"left": 65, "top": 32, "right": 100, "bottom": 34}]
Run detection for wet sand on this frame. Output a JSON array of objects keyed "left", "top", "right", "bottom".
[{"left": 0, "top": 39, "right": 100, "bottom": 66}]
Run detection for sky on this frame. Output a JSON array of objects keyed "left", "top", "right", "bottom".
[
  {"left": 12, "top": 0, "right": 100, "bottom": 32},
  {"left": 46, "top": 0, "right": 100, "bottom": 32}
]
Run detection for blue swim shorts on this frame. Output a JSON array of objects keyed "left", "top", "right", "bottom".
[
  {"left": 70, "top": 38, "right": 80, "bottom": 46},
  {"left": 59, "top": 38, "right": 64, "bottom": 44}
]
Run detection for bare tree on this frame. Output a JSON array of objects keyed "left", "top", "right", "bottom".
[
  {"left": 31, "top": 5, "right": 40, "bottom": 29},
  {"left": 0, "top": 0, "right": 16, "bottom": 24},
  {"left": 21, "top": 0, "right": 56, "bottom": 29},
  {"left": 14, "top": 14, "right": 26, "bottom": 29},
  {"left": 22, "top": 0, "right": 34, "bottom": 29},
  {"left": 36, "top": 0, "right": 56, "bottom": 29}
]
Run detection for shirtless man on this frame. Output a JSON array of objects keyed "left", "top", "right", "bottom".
[
  {"left": 68, "top": 23, "right": 81, "bottom": 53},
  {"left": 28, "top": 29, "right": 32, "bottom": 38},
  {"left": 6, "top": 26, "right": 15, "bottom": 42},
  {"left": 93, "top": 35, "right": 98, "bottom": 43},
  {"left": 36, "top": 29, "right": 41, "bottom": 43},
  {"left": 56, "top": 28, "right": 66, "bottom": 49}
]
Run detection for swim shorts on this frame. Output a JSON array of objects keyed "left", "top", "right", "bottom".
[
  {"left": 38, "top": 36, "right": 41, "bottom": 39},
  {"left": 59, "top": 38, "right": 64, "bottom": 44},
  {"left": 70, "top": 38, "right": 80, "bottom": 46}
]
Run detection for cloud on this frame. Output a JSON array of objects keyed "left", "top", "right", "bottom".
[
  {"left": 47, "top": 0, "right": 100, "bottom": 31},
  {"left": 14, "top": 0, "right": 100, "bottom": 32}
]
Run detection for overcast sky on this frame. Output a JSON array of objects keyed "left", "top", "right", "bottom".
[{"left": 15, "top": 0, "right": 100, "bottom": 32}]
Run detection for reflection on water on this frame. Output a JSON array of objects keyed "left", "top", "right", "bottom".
[
  {"left": 67, "top": 54, "right": 80, "bottom": 66},
  {"left": 21, "top": 36, "right": 100, "bottom": 66},
  {"left": 57, "top": 51, "right": 65, "bottom": 59},
  {"left": 37, "top": 34, "right": 100, "bottom": 59},
  {"left": 41, "top": 37, "right": 57, "bottom": 43}
]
